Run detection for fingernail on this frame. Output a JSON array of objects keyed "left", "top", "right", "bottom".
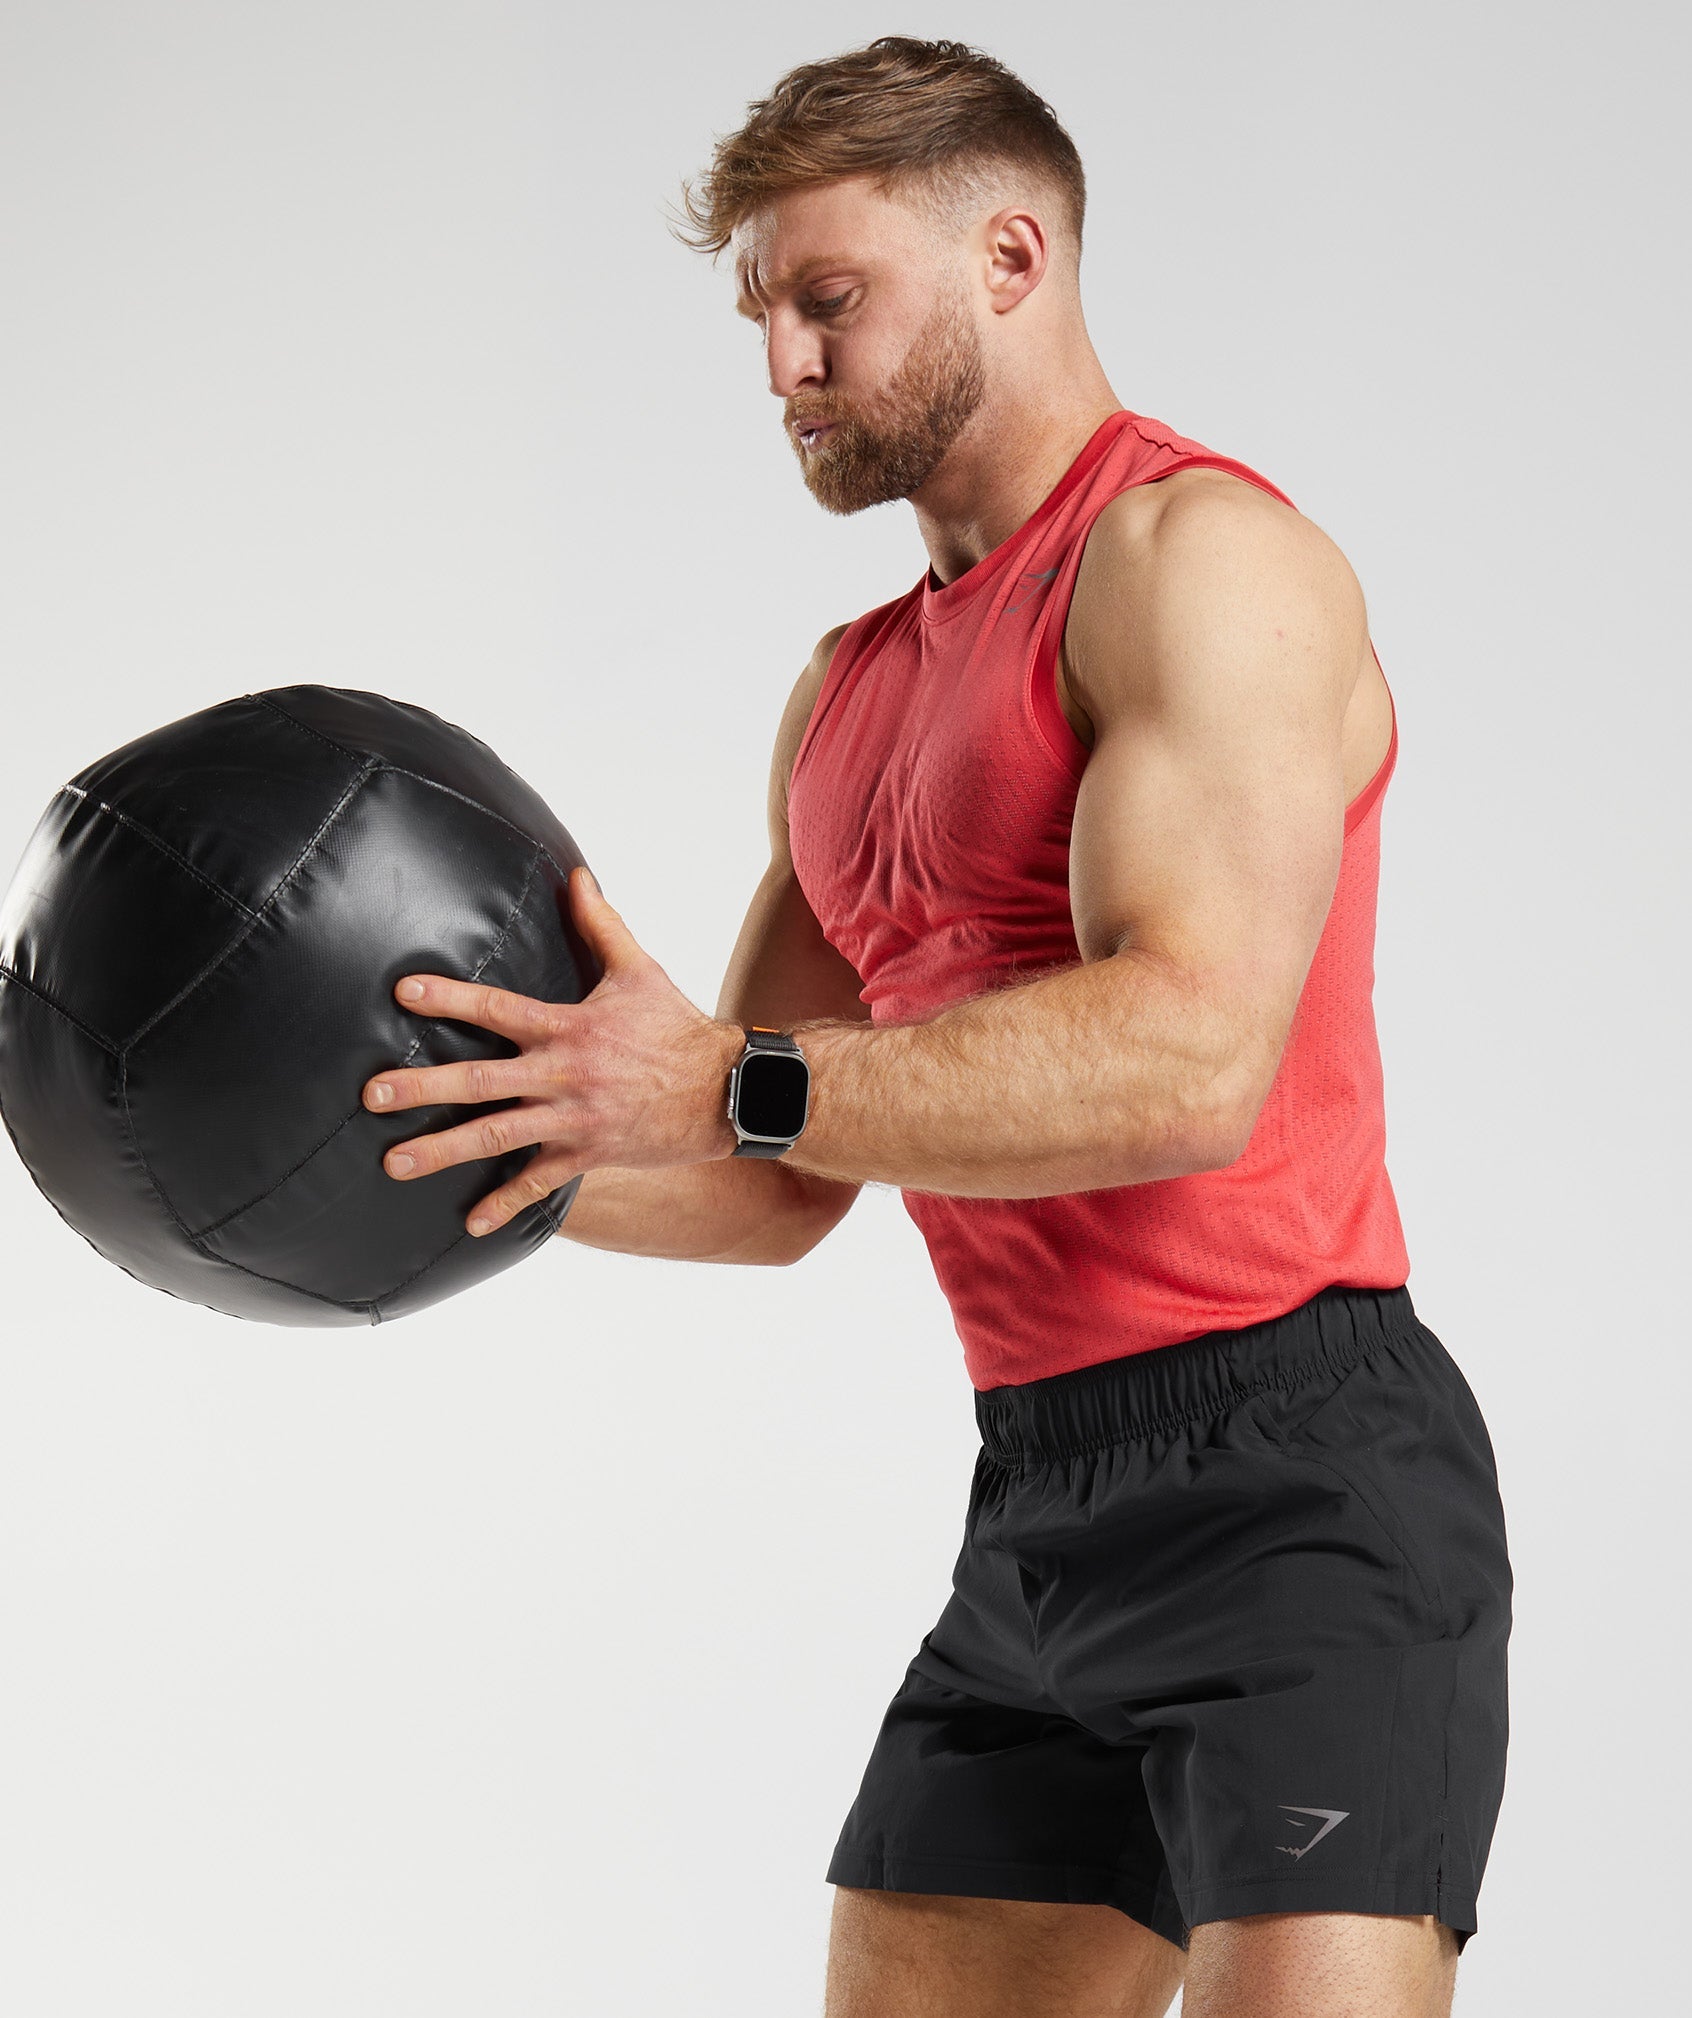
[
  {"left": 368, "top": 1082, "right": 394, "bottom": 1108},
  {"left": 586, "top": 869, "right": 601, "bottom": 895},
  {"left": 397, "top": 980, "right": 425, "bottom": 1003},
  {"left": 468, "top": 1217, "right": 491, "bottom": 1237},
  {"left": 387, "top": 1152, "right": 415, "bottom": 1176}
]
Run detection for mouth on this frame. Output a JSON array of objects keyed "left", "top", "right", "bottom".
[{"left": 792, "top": 419, "right": 835, "bottom": 453}]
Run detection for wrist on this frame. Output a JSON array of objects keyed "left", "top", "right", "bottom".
[
  {"left": 779, "top": 1017, "right": 883, "bottom": 1178},
  {"left": 704, "top": 1020, "right": 747, "bottom": 1159}
]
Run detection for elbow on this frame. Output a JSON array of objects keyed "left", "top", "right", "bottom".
[
  {"left": 1183, "top": 1123, "right": 1252, "bottom": 1176},
  {"left": 773, "top": 1179, "right": 860, "bottom": 1261},
  {"left": 1162, "top": 1087, "right": 1261, "bottom": 1178},
  {"left": 1166, "top": 1036, "right": 1275, "bottom": 1175}
]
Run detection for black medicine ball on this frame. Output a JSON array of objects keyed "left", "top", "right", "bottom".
[{"left": 0, "top": 686, "right": 598, "bottom": 1325}]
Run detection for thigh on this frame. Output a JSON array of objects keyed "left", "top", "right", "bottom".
[
  {"left": 826, "top": 1664, "right": 1186, "bottom": 1946},
  {"left": 824, "top": 1887, "right": 1185, "bottom": 2018},
  {"left": 1183, "top": 1911, "right": 1458, "bottom": 2018}
]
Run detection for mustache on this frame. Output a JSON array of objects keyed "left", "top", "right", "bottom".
[{"left": 785, "top": 401, "right": 849, "bottom": 428}]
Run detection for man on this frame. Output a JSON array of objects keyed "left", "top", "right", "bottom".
[{"left": 361, "top": 37, "right": 1511, "bottom": 2018}]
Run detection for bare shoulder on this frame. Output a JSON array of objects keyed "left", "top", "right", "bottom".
[
  {"left": 1076, "top": 467, "right": 1363, "bottom": 632},
  {"left": 788, "top": 620, "right": 853, "bottom": 724},
  {"left": 1083, "top": 465, "right": 1358, "bottom": 579},
  {"left": 1062, "top": 468, "right": 1365, "bottom": 735}
]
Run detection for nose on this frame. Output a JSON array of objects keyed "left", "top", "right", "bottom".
[{"left": 764, "top": 310, "right": 828, "bottom": 401}]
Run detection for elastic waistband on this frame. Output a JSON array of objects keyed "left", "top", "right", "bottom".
[{"left": 973, "top": 1284, "right": 1418, "bottom": 1465}]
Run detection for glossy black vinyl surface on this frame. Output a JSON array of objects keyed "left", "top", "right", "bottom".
[{"left": 0, "top": 686, "right": 598, "bottom": 1325}]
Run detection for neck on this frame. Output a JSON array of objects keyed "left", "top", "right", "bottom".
[{"left": 911, "top": 346, "right": 1123, "bottom": 584}]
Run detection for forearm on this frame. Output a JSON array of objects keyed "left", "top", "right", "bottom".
[
  {"left": 557, "top": 1155, "right": 855, "bottom": 1265},
  {"left": 789, "top": 948, "right": 1258, "bottom": 1198}
]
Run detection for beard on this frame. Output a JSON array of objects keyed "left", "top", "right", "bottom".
[{"left": 787, "top": 291, "right": 988, "bottom": 516}]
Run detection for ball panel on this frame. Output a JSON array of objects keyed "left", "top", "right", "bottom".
[
  {"left": 263, "top": 686, "right": 585, "bottom": 875},
  {"left": 0, "top": 977, "right": 361, "bottom": 1325},
  {"left": 0, "top": 789, "right": 249, "bottom": 1049},
  {"left": 174, "top": 808, "right": 594, "bottom": 1309},
  {"left": 126, "top": 767, "right": 547, "bottom": 1237},
  {"left": 73, "top": 696, "right": 371, "bottom": 912},
  {"left": 195, "top": 1096, "right": 553, "bottom": 1306},
  {"left": 373, "top": 1176, "right": 580, "bottom": 1322}
]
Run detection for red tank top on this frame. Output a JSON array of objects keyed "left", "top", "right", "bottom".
[{"left": 788, "top": 408, "right": 1410, "bottom": 1389}]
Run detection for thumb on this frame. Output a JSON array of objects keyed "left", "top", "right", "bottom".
[{"left": 571, "top": 865, "right": 644, "bottom": 973}]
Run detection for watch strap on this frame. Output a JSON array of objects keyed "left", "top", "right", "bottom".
[{"left": 743, "top": 1027, "right": 800, "bottom": 1054}]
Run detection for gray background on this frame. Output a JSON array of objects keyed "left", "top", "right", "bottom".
[{"left": 0, "top": 3, "right": 1683, "bottom": 2011}]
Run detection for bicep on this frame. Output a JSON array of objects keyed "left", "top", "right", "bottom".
[
  {"left": 714, "top": 860, "right": 869, "bottom": 1028},
  {"left": 713, "top": 628, "right": 867, "bottom": 1230},
  {"left": 1067, "top": 486, "right": 1363, "bottom": 1088},
  {"left": 716, "top": 622, "right": 870, "bottom": 1030}
]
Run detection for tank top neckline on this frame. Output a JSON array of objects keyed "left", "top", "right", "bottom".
[{"left": 920, "top": 408, "right": 1136, "bottom": 626}]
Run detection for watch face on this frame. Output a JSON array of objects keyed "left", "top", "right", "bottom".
[{"left": 735, "top": 1050, "right": 809, "bottom": 1140}]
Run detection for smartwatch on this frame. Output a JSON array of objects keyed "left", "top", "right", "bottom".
[{"left": 727, "top": 1027, "right": 810, "bottom": 1159}]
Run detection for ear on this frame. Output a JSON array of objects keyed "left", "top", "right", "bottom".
[{"left": 981, "top": 207, "right": 1049, "bottom": 314}]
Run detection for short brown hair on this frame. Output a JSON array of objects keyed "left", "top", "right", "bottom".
[{"left": 675, "top": 37, "right": 1086, "bottom": 260}]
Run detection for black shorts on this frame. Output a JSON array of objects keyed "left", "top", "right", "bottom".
[{"left": 826, "top": 1284, "right": 1511, "bottom": 1949}]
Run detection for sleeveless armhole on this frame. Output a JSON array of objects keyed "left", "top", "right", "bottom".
[
  {"left": 789, "top": 593, "right": 916, "bottom": 794},
  {"left": 1026, "top": 539, "right": 1100, "bottom": 780},
  {"left": 1343, "top": 646, "right": 1398, "bottom": 835}
]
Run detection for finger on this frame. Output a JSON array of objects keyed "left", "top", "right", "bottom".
[
  {"left": 391, "top": 972, "right": 560, "bottom": 1041},
  {"left": 382, "top": 1103, "right": 562, "bottom": 1181},
  {"left": 569, "top": 865, "right": 647, "bottom": 975},
  {"left": 465, "top": 1148, "right": 581, "bottom": 1237},
  {"left": 363, "top": 1054, "right": 536, "bottom": 1114}
]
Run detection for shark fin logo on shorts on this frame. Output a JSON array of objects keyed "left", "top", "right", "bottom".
[{"left": 1275, "top": 1805, "right": 1350, "bottom": 1860}]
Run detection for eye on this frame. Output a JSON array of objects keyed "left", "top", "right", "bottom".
[{"left": 808, "top": 290, "right": 854, "bottom": 317}]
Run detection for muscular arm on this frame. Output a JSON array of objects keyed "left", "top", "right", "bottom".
[
  {"left": 367, "top": 479, "right": 1370, "bottom": 1230},
  {"left": 785, "top": 478, "right": 1366, "bottom": 1196},
  {"left": 557, "top": 625, "right": 868, "bottom": 1263}
]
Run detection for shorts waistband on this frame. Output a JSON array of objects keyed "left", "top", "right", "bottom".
[{"left": 973, "top": 1284, "right": 1418, "bottom": 1465}]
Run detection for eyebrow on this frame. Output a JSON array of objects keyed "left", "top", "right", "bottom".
[{"left": 735, "top": 255, "right": 858, "bottom": 318}]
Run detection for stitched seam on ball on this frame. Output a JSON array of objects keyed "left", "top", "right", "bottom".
[
  {"left": 371, "top": 1180, "right": 568, "bottom": 1313},
  {"left": 120, "top": 759, "right": 381, "bottom": 1053},
  {"left": 250, "top": 693, "right": 358, "bottom": 757},
  {"left": 387, "top": 772, "right": 574, "bottom": 887},
  {"left": 61, "top": 786, "right": 260, "bottom": 919},
  {"left": 252, "top": 695, "right": 578, "bottom": 889},
  {"left": 364, "top": 847, "right": 573, "bottom": 1305},
  {"left": 115, "top": 1053, "right": 365, "bottom": 1316},
  {"left": 375, "top": 1222, "right": 476, "bottom": 1306},
  {"left": 184, "top": 843, "right": 547, "bottom": 1241},
  {"left": 0, "top": 987, "right": 349, "bottom": 1317},
  {"left": 0, "top": 963, "right": 120, "bottom": 1052}
]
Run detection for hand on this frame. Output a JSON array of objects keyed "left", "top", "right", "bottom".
[{"left": 362, "top": 866, "right": 744, "bottom": 1236}]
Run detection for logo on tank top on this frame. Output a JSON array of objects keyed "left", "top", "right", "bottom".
[
  {"left": 1005, "top": 567, "right": 1060, "bottom": 615},
  {"left": 1274, "top": 1806, "right": 1350, "bottom": 1860}
]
